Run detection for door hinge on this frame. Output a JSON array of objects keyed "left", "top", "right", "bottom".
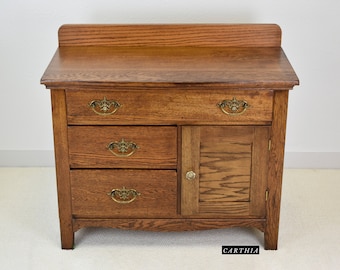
[
  {"left": 265, "top": 190, "right": 269, "bottom": 201},
  {"left": 268, "top": 139, "right": 272, "bottom": 151}
]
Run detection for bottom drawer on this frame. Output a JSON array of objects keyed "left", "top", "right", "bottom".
[{"left": 70, "top": 170, "right": 177, "bottom": 218}]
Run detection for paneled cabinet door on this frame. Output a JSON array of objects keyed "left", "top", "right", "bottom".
[{"left": 181, "top": 126, "right": 270, "bottom": 217}]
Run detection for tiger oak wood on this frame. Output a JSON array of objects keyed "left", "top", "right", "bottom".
[
  {"left": 41, "top": 24, "right": 299, "bottom": 250},
  {"left": 41, "top": 47, "right": 297, "bottom": 88},
  {"left": 50, "top": 90, "right": 74, "bottom": 249},
  {"left": 70, "top": 170, "right": 177, "bottom": 218},
  {"left": 73, "top": 218, "right": 267, "bottom": 233},
  {"left": 68, "top": 126, "right": 177, "bottom": 169},
  {"left": 65, "top": 89, "right": 274, "bottom": 125},
  {"left": 181, "top": 126, "right": 269, "bottom": 217},
  {"left": 58, "top": 24, "right": 281, "bottom": 47}
]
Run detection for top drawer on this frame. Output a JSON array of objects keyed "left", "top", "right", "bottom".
[{"left": 66, "top": 89, "right": 273, "bottom": 125}]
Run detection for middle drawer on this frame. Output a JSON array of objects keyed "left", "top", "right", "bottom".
[{"left": 68, "top": 126, "right": 177, "bottom": 169}]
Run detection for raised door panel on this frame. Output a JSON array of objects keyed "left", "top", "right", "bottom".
[{"left": 181, "top": 126, "right": 269, "bottom": 217}]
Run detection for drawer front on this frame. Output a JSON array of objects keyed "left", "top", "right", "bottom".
[
  {"left": 68, "top": 126, "right": 177, "bottom": 168},
  {"left": 66, "top": 89, "right": 273, "bottom": 125},
  {"left": 70, "top": 170, "right": 177, "bottom": 218}
]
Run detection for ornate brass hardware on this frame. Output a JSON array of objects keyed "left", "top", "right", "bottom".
[
  {"left": 186, "top": 171, "right": 196, "bottom": 181},
  {"left": 107, "top": 187, "right": 141, "bottom": 204},
  {"left": 89, "top": 97, "right": 121, "bottom": 115},
  {"left": 107, "top": 138, "right": 139, "bottom": 157},
  {"left": 217, "top": 97, "right": 249, "bottom": 116}
]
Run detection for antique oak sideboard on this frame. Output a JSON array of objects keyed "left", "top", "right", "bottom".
[{"left": 41, "top": 24, "right": 299, "bottom": 249}]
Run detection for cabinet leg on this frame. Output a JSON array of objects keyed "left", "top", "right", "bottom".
[
  {"left": 59, "top": 218, "right": 74, "bottom": 249},
  {"left": 264, "top": 90, "right": 288, "bottom": 251},
  {"left": 60, "top": 228, "right": 74, "bottom": 249},
  {"left": 264, "top": 227, "right": 278, "bottom": 250}
]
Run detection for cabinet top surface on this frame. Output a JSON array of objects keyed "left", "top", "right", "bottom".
[{"left": 41, "top": 24, "right": 299, "bottom": 89}]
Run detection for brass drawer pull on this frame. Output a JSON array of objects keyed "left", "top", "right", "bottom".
[
  {"left": 107, "top": 186, "right": 141, "bottom": 204},
  {"left": 107, "top": 138, "right": 139, "bottom": 157},
  {"left": 217, "top": 97, "right": 249, "bottom": 116},
  {"left": 89, "top": 97, "right": 121, "bottom": 115}
]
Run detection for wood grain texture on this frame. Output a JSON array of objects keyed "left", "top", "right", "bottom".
[
  {"left": 265, "top": 90, "right": 289, "bottom": 250},
  {"left": 181, "top": 127, "right": 200, "bottom": 215},
  {"left": 41, "top": 24, "right": 299, "bottom": 249},
  {"left": 200, "top": 129, "right": 252, "bottom": 203},
  {"left": 71, "top": 170, "right": 177, "bottom": 218},
  {"left": 58, "top": 24, "right": 281, "bottom": 47},
  {"left": 73, "top": 218, "right": 266, "bottom": 233},
  {"left": 68, "top": 126, "right": 177, "bottom": 169},
  {"left": 181, "top": 126, "right": 269, "bottom": 217},
  {"left": 66, "top": 89, "right": 273, "bottom": 125},
  {"left": 250, "top": 127, "right": 270, "bottom": 217},
  {"left": 50, "top": 90, "right": 74, "bottom": 249},
  {"left": 41, "top": 46, "right": 298, "bottom": 88}
]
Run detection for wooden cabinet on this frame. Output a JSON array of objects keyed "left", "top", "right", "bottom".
[{"left": 41, "top": 24, "right": 299, "bottom": 250}]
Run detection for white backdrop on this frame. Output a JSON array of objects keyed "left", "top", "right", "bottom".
[{"left": 1, "top": 0, "right": 339, "bottom": 167}]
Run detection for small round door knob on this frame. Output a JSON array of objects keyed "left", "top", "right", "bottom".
[{"left": 186, "top": 171, "right": 196, "bottom": 180}]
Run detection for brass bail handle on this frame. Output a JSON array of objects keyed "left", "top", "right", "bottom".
[
  {"left": 107, "top": 186, "right": 141, "bottom": 204},
  {"left": 107, "top": 138, "right": 139, "bottom": 157},
  {"left": 217, "top": 97, "right": 249, "bottom": 116},
  {"left": 89, "top": 96, "right": 121, "bottom": 116}
]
